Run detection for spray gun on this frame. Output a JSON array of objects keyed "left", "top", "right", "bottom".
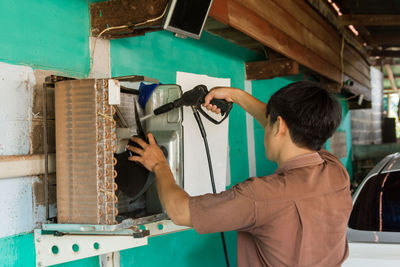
[{"left": 140, "top": 85, "right": 233, "bottom": 124}]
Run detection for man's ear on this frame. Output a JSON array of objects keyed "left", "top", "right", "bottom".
[{"left": 275, "top": 116, "right": 288, "bottom": 136}]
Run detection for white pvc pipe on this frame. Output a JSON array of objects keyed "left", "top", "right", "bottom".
[{"left": 0, "top": 153, "right": 55, "bottom": 179}]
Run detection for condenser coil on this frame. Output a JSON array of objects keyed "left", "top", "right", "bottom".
[{"left": 55, "top": 79, "right": 118, "bottom": 224}]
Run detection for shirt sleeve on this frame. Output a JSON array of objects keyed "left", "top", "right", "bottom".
[{"left": 189, "top": 180, "right": 256, "bottom": 234}]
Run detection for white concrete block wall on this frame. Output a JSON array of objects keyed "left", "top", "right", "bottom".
[
  {"left": 350, "top": 67, "right": 383, "bottom": 145},
  {"left": 0, "top": 62, "right": 42, "bottom": 238},
  {"left": 0, "top": 63, "right": 35, "bottom": 155}
]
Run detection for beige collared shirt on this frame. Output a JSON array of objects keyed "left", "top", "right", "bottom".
[{"left": 190, "top": 150, "right": 353, "bottom": 267}]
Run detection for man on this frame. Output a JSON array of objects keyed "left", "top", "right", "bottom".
[{"left": 127, "top": 81, "right": 353, "bottom": 266}]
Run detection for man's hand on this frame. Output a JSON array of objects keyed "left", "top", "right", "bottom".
[
  {"left": 205, "top": 86, "right": 268, "bottom": 127},
  {"left": 127, "top": 133, "right": 167, "bottom": 172},
  {"left": 203, "top": 87, "right": 239, "bottom": 114},
  {"left": 127, "top": 132, "right": 192, "bottom": 227}
]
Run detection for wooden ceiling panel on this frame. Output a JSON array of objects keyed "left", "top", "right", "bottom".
[{"left": 209, "top": 0, "right": 372, "bottom": 90}]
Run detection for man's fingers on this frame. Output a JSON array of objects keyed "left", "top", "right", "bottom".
[
  {"left": 216, "top": 108, "right": 221, "bottom": 114},
  {"left": 147, "top": 133, "right": 156, "bottom": 145},
  {"left": 130, "top": 136, "right": 148, "bottom": 148},
  {"left": 127, "top": 146, "right": 143, "bottom": 155},
  {"left": 204, "top": 91, "right": 215, "bottom": 106},
  {"left": 128, "top": 156, "right": 143, "bottom": 163}
]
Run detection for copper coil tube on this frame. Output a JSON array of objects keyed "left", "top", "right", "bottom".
[
  {"left": 104, "top": 80, "right": 108, "bottom": 87},
  {"left": 114, "top": 195, "right": 118, "bottom": 203},
  {"left": 104, "top": 105, "right": 110, "bottom": 113},
  {"left": 111, "top": 119, "right": 116, "bottom": 128},
  {"left": 105, "top": 142, "right": 110, "bottom": 151},
  {"left": 98, "top": 196, "right": 103, "bottom": 204},
  {"left": 113, "top": 169, "right": 118, "bottom": 178},
  {"left": 112, "top": 106, "right": 116, "bottom": 115},
  {"left": 97, "top": 145, "right": 102, "bottom": 154},
  {"left": 113, "top": 157, "right": 117, "bottom": 166},
  {"left": 111, "top": 132, "right": 117, "bottom": 140},
  {"left": 97, "top": 120, "right": 102, "bottom": 128},
  {"left": 113, "top": 182, "right": 118, "bottom": 191},
  {"left": 97, "top": 159, "right": 103, "bottom": 167},
  {"left": 106, "top": 206, "right": 111, "bottom": 214},
  {"left": 97, "top": 133, "right": 102, "bottom": 141},
  {"left": 97, "top": 95, "right": 101, "bottom": 103},
  {"left": 104, "top": 91, "right": 108, "bottom": 101},
  {"left": 112, "top": 144, "right": 117, "bottom": 153},
  {"left": 98, "top": 171, "right": 103, "bottom": 179},
  {"left": 106, "top": 194, "right": 112, "bottom": 202},
  {"left": 114, "top": 209, "right": 119, "bottom": 216},
  {"left": 105, "top": 181, "right": 111, "bottom": 190},
  {"left": 106, "top": 155, "right": 112, "bottom": 164},
  {"left": 105, "top": 131, "right": 110, "bottom": 139},
  {"left": 99, "top": 210, "right": 103, "bottom": 217},
  {"left": 105, "top": 168, "right": 111, "bottom": 177}
]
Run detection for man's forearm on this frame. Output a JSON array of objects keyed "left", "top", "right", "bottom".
[
  {"left": 232, "top": 89, "right": 268, "bottom": 127},
  {"left": 153, "top": 162, "right": 192, "bottom": 226}
]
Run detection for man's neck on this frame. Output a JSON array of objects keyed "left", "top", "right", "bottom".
[{"left": 277, "top": 144, "right": 316, "bottom": 166}]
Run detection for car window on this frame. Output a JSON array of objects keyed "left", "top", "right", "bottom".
[{"left": 349, "top": 171, "right": 400, "bottom": 232}]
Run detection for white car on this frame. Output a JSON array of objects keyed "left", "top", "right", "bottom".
[{"left": 344, "top": 153, "right": 400, "bottom": 266}]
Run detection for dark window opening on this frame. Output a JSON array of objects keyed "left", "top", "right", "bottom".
[{"left": 349, "top": 171, "right": 400, "bottom": 232}]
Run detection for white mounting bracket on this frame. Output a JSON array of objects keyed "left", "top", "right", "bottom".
[
  {"left": 34, "top": 229, "right": 147, "bottom": 267},
  {"left": 34, "top": 218, "right": 189, "bottom": 266}
]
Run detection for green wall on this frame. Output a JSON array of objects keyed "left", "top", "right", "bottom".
[{"left": 0, "top": 0, "right": 90, "bottom": 77}]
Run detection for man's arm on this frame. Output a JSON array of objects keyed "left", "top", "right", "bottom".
[
  {"left": 127, "top": 134, "right": 192, "bottom": 227},
  {"left": 153, "top": 162, "right": 192, "bottom": 226},
  {"left": 204, "top": 87, "right": 268, "bottom": 127}
]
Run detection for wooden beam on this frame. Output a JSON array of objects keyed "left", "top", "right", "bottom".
[
  {"left": 371, "top": 57, "right": 399, "bottom": 66},
  {"left": 90, "top": 0, "right": 167, "bottom": 38},
  {"left": 209, "top": 0, "right": 229, "bottom": 25},
  {"left": 342, "top": 74, "right": 372, "bottom": 102},
  {"left": 367, "top": 33, "right": 400, "bottom": 47},
  {"left": 210, "top": 0, "right": 372, "bottom": 90},
  {"left": 210, "top": 0, "right": 342, "bottom": 83},
  {"left": 370, "top": 50, "right": 400, "bottom": 58},
  {"left": 384, "top": 64, "right": 398, "bottom": 92},
  {"left": 245, "top": 59, "right": 299, "bottom": 80},
  {"left": 318, "top": 77, "right": 342, "bottom": 93},
  {"left": 205, "top": 24, "right": 264, "bottom": 53},
  {"left": 348, "top": 97, "right": 371, "bottom": 109},
  {"left": 384, "top": 89, "right": 400, "bottom": 94},
  {"left": 305, "top": 0, "right": 370, "bottom": 62},
  {"left": 272, "top": 0, "right": 341, "bottom": 53},
  {"left": 339, "top": 15, "right": 400, "bottom": 26},
  {"left": 234, "top": 0, "right": 340, "bottom": 68},
  {"left": 343, "top": 43, "right": 371, "bottom": 88}
]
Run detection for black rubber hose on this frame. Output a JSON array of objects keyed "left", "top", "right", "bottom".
[{"left": 192, "top": 108, "right": 230, "bottom": 267}]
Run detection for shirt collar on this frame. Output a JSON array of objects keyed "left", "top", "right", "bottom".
[{"left": 275, "top": 152, "right": 324, "bottom": 174}]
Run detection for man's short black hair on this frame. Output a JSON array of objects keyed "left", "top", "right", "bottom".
[{"left": 266, "top": 81, "right": 341, "bottom": 151}]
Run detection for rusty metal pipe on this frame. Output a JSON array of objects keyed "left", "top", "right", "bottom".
[{"left": 0, "top": 154, "right": 56, "bottom": 179}]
